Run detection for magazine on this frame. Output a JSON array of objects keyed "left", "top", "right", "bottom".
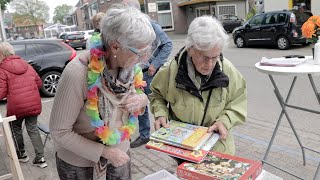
[
  {"left": 177, "top": 151, "right": 263, "bottom": 180},
  {"left": 259, "top": 57, "right": 307, "bottom": 67},
  {"left": 150, "top": 120, "right": 217, "bottom": 151}
]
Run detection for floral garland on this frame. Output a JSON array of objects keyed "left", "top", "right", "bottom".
[{"left": 86, "top": 33, "right": 147, "bottom": 145}]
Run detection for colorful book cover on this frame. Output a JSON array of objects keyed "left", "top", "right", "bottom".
[
  {"left": 177, "top": 151, "right": 263, "bottom": 180},
  {"left": 150, "top": 120, "right": 213, "bottom": 150},
  {"left": 146, "top": 140, "right": 208, "bottom": 163}
]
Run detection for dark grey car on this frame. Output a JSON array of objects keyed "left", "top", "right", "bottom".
[
  {"left": 218, "top": 14, "right": 243, "bottom": 33},
  {"left": 10, "top": 39, "right": 77, "bottom": 96},
  {"left": 63, "top": 33, "right": 86, "bottom": 49}
]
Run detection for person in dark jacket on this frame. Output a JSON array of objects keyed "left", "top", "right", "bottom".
[
  {"left": 121, "top": 0, "right": 174, "bottom": 148},
  {"left": 0, "top": 42, "right": 47, "bottom": 168}
]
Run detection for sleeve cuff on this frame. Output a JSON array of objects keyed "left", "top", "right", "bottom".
[
  {"left": 154, "top": 109, "right": 169, "bottom": 119},
  {"left": 151, "top": 62, "right": 163, "bottom": 70},
  {"left": 216, "top": 115, "right": 232, "bottom": 130}
]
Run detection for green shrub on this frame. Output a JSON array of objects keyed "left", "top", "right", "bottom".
[{"left": 246, "top": 8, "right": 257, "bottom": 22}]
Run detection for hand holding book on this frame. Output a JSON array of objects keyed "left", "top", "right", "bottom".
[
  {"left": 208, "top": 121, "right": 228, "bottom": 140},
  {"left": 154, "top": 116, "right": 170, "bottom": 130}
]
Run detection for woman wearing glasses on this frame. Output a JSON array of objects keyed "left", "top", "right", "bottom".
[
  {"left": 150, "top": 16, "right": 247, "bottom": 164},
  {"left": 49, "top": 5, "right": 155, "bottom": 180}
]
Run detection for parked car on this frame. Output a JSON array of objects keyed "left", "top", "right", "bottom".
[
  {"left": 9, "top": 39, "right": 77, "bottom": 97},
  {"left": 80, "top": 30, "right": 94, "bottom": 41},
  {"left": 233, "top": 10, "right": 312, "bottom": 50},
  {"left": 58, "top": 32, "right": 73, "bottom": 39},
  {"left": 63, "top": 33, "right": 86, "bottom": 50},
  {"left": 217, "top": 14, "right": 243, "bottom": 33}
]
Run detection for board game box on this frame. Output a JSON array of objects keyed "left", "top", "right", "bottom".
[{"left": 177, "top": 151, "right": 262, "bottom": 180}]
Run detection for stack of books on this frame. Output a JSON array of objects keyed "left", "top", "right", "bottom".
[{"left": 146, "top": 120, "right": 220, "bottom": 163}]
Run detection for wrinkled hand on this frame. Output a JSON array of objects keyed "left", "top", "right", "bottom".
[
  {"left": 148, "top": 64, "right": 157, "bottom": 77},
  {"left": 102, "top": 147, "right": 130, "bottom": 167},
  {"left": 208, "top": 121, "right": 228, "bottom": 140},
  {"left": 119, "top": 93, "right": 148, "bottom": 113},
  {"left": 154, "top": 116, "right": 170, "bottom": 130}
]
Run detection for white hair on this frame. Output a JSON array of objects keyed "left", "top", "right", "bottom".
[
  {"left": 0, "top": 42, "right": 15, "bottom": 57},
  {"left": 121, "top": 0, "right": 140, "bottom": 10},
  {"left": 100, "top": 4, "right": 155, "bottom": 48},
  {"left": 186, "top": 16, "right": 229, "bottom": 51}
]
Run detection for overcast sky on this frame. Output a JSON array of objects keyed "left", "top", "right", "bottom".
[{"left": 8, "top": 0, "right": 79, "bottom": 23}]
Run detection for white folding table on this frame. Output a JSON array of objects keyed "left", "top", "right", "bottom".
[{"left": 255, "top": 57, "right": 320, "bottom": 180}]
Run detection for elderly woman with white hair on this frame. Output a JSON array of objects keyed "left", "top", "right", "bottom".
[
  {"left": 150, "top": 16, "right": 247, "bottom": 163},
  {"left": 49, "top": 5, "right": 156, "bottom": 180}
]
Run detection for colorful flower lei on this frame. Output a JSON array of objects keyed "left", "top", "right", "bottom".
[{"left": 86, "top": 33, "right": 147, "bottom": 145}]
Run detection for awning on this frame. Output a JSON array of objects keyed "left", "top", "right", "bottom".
[{"left": 177, "top": 0, "right": 224, "bottom": 7}]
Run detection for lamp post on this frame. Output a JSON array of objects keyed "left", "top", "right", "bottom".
[{"left": 0, "top": 4, "right": 7, "bottom": 41}]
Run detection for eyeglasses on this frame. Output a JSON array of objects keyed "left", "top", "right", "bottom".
[
  {"left": 193, "top": 48, "right": 220, "bottom": 63},
  {"left": 126, "top": 45, "right": 151, "bottom": 59},
  {"left": 118, "top": 38, "right": 161, "bottom": 63}
]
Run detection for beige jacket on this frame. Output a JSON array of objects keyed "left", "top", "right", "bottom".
[{"left": 49, "top": 51, "right": 132, "bottom": 167}]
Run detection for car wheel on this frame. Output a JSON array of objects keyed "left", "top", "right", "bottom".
[
  {"left": 277, "top": 36, "right": 290, "bottom": 50},
  {"left": 40, "top": 71, "right": 61, "bottom": 97},
  {"left": 235, "top": 36, "right": 246, "bottom": 48}
]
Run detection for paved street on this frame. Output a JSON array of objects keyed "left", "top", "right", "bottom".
[{"left": 1, "top": 34, "right": 319, "bottom": 180}]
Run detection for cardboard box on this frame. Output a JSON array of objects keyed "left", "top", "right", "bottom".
[{"left": 177, "top": 151, "right": 262, "bottom": 180}]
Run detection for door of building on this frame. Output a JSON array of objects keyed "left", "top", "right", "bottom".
[{"left": 196, "top": 6, "right": 210, "bottom": 17}]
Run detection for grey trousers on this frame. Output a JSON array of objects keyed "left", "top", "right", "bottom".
[
  {"left": 11, "top": 116, "right": 44, "bottom": 159},
  {"left": 56, "top": 152, "right": 132, "bottom": 180}
]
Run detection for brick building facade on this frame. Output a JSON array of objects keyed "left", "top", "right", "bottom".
[{"left": 73, "top": 0, "right": 249, "bottom": 34}]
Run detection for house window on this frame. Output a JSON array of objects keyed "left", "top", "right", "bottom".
[
  {"left": 218, "top": 4, "right": 236, "bottom": 16},
  {"left": 73, "top": 15, "right": 78, "bottom": 26},
  {"left": 89, "top": 2, "right": 98, "bottom": 19},
  {"left": 156, "top": 1, "right": 174, "bottom": 31}
]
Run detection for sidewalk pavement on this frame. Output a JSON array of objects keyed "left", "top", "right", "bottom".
[
  {"left": 0, "top": 34, "right": 319, "bottom": 179},
  {"left": 1, "top": 95, "right": 319, "bottom": 180}
]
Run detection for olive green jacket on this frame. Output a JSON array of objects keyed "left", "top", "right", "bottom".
[{"left": 149, "top": 48, "right": 247, "bottom": 155}]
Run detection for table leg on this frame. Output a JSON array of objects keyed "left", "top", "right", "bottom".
[
  {"left": 314, "top": 162, "right": 320, "bottom": 180},
  {"left": 263, "top": 76, "right": 297, "bottom": 161},
  {"left": 269, "top": 75, "right": 307, "bottom": 166},
  {"left": 308, "top": 74, "right": 320, "bottom": 105}
]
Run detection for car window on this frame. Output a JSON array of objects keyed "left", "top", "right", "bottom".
[
  {"left": 67, "top": 34, "right": 84, "bottom": 39},
  {"left": 26, "top": 44, "right": 39, "bottom": 57},
  {"left": 218, "top": 15, "right": 227, "bottom": 20},
  {"left": 88, "top": 32, "right": 94, "bottom": 35},
  {"left": 265, "top": 14, "right": 278, "bottom": 24},
  {"left": 38, "top": 43, "right": 63, "bottom": 54},
  {"left": 278, "top": 13, "right": 287, "bottom": 24},
  {"left": 229, "top": 16, "right": 238, "bottom": 20},
  {"left": 59, "top": 34, "right": 66, "bottom": 39},
  {"left": 249, "top": 15, "right": 265, "bottom": 26},
  {"left": 12, "top": 44, "right": 26, "bottom": 57}
]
